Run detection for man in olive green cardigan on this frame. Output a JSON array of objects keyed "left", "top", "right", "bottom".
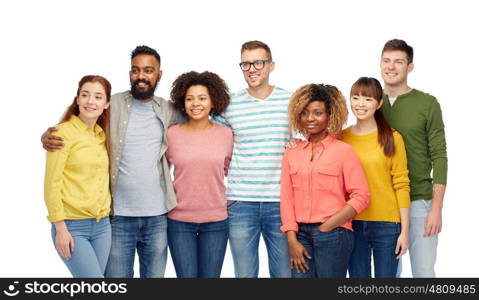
[{"left": 380, "top": 39, "right": 447, "bottom": 278}]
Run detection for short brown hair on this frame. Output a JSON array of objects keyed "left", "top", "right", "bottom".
[
  {"left": 241, "top": 40, "right": 272, "bottom": 60},
  {"left": 170, "top": 71, "right": 230, "bottom": 117},
  {"left": 382, "top": 39, "right": 414, "bottom": 64}
]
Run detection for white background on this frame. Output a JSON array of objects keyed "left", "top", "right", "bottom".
[{"left": 0, "top": 0, "right": 477, "bottom": 277}]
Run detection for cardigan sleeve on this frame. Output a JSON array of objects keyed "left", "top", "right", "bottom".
[{"left": 391, "top": 131, "right": 411, "bottom": 208}]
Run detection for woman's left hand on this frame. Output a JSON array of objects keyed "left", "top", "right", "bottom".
[{"left": 395, "top": 232, "right": 409, "bottom": 259}]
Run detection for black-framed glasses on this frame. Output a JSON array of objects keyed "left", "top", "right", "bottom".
[{"left": 238, "top": 59, "right": 272, "bottom": 71}]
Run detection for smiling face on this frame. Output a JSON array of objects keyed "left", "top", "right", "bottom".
[
  {"left": 350, "top": 94, "right": 382, "bottom": 122},
  {"left": 240, "top": 48, "right": 274, "bottom": 89},
  {"left": 76, "top": 81, "right": 110, "bottom": 124},
  {"left": 380, "top": 50, "right": 414, "bottom": 88},
  {"left": 300, "top": 100, "right": 329, "bottom": 141},
  {"left": 130, "top": 54, "right": 162, "bottom": 100},
  {"left": 184, "top": 85, "right": 213, "bottom": 122}
]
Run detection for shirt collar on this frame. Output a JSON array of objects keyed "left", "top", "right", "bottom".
[
  {"left": 70, "top": 115, "right": 104, "bottom": 136},
  {"left": 301, "top": 134, "right": 335, "bottom": 149}
]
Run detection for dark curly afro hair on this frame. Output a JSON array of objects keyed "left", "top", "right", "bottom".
[{"left": 170, "top": 71, "right": 230, "bottom": 117}]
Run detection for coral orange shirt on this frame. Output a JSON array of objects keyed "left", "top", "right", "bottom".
[{"left": 280, "top": 135, "right": 369, "bottom": 232}]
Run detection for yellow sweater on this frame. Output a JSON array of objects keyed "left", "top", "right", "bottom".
[
  {"left": 342, "top": 126, "right": 410, "bottom": 222},
  {"left": 44, "top": 115, "right": 111, "bottom": 222}
]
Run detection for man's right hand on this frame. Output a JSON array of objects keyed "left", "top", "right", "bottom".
[{"left": 41, "top": 127, "right": 64, "bottom": 151}]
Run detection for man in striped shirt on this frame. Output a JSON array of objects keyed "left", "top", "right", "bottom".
[{"left": 213, "top": 40, "right": 291, "bottom": 277}]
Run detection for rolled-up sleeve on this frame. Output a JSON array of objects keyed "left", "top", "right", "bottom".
[{"left": 280, "top": 149, "right": 298, "bottom": 233}]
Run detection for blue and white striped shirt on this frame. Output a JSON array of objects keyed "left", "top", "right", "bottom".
[{"left": 213, "top": 87, "right": 291, "bottom": 202}]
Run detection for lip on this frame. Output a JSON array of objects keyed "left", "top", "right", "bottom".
[
  {"left": 83, "top": 107, "right": 97, "bottom": 112},
  {"left": 189, "top": 108, "right": 204, "bottom": 115}
]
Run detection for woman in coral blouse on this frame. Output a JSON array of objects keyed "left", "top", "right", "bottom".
[{"left": 280, "top": 84, "right": 369, "bottom": 278}]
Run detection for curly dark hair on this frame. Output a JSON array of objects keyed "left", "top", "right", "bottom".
[
  {"left": 131, "top": 45, "right": 161, "bottom": 65},
  {"left": 170, "top": 71, "right": 230, "bottom": 116}
]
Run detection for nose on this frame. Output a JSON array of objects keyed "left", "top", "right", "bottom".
[
  {"left": 307, "top": 113, "right": 315, "bottom": 121},
  {"left": 86, "top": 95, "right": 94, "bottom": 104}
]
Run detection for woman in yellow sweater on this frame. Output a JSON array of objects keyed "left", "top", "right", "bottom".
[
  {"left": 44, "top": 75, "right": 112, "bottom": 277},
  {"left": 343, "top": 77, "right": 410, "bottom": 278}
]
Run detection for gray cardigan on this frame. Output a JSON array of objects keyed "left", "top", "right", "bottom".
[{"left": 109, "top": 91, "right": 185, "bottom": 214}]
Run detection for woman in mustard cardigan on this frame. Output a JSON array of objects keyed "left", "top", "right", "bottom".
[{"left": 343, "top": 77, "right": 410, "bottom": 278}]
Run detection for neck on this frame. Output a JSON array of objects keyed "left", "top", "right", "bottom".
[
  {"left": 182, "top": 118, "right": 213, "bottom": 131},
  {"left": 384, "top": 82, "right": 412, "bottom": 99},
  {"left": 247, "top": 84, "right": 274, "bottom": 100},
  {"left": 354, "top": 117, "right": 377, "bottom": 135},
  {"left": 78, "top": 115, "right": 97, "bottom": 129},
  {"left": 137, "top": 97, "right": 153, "bottom": 103}
]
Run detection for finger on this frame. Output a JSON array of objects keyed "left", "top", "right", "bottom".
[
  {"left": 49, "top": 135, "right": 64, "bottom": 142},
  {"left": 395, "top": 242, "right": 400, "bottom": 255},
  {"left": 299, "top": 256, "right": 309, "bottom": 271},
  {"left": 303, "top": 249, "right": 312, "bottom": 259},
  {"left": 70, "top": 237, "right": 75, "bottom": 253},
  {"left": 48, "top": 127, "right": 59, "bottom": 133}
]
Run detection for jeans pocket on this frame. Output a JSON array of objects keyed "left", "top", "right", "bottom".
[
  {"left": 227, "top": 200, "right": 239, "bottom": 210},
  {"left": 315, "top": 226, "right": 340, "bottom": 248}
]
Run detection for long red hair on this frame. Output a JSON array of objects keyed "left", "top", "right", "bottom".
[{"left": 60, "top": 75, "right": 111, "bottom": 152}]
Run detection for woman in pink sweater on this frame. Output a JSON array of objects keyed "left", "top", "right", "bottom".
[
  {"left": 166, "top": 71, "right": 232, "bottom": 278},
  {"left": 280, "top": 84, "right": 369, "bottom": 278}
]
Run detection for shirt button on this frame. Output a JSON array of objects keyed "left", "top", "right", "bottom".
[
  {"left": 116, "top": 157, "right": 119, "bottom": 160},
  {"left": 123, "top": 121, "right": 127, "bottom": 124},
  {"left": 127, "top": 105, "right": 131, "bottom": 108},
  {"left": 119, "top": 140, "right": 122, "bottom": 143}
]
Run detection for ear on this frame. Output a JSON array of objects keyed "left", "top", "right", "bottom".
[
  {"left": 75, "top": 96, "right": 79, "bottom": 105},
  {"left": 104, "top": 102, "right": 110, "bottom": 109},
  {"left": 269, "top": 61, "right": 275, "bottom": 72},
  {"left": 407, "top": 62, "right": 414, "bottom": 74},
  {"left": 158, "top": 69, "right": 163, "bottom": 80},
  {"left": 377, "top": 99, "right": 383, "bottom": 110}
]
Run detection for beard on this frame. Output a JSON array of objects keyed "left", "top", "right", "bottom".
[{"left": 130, "top": 79, "right": 158, "bottom": 100}]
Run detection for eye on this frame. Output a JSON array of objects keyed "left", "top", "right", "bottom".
[
  {"left": 300, "top": 110, "right": 308, "bottom": 116},
  {"left": 314, "top": 111, "right": 322, "bottom": 117},
  {"left": 145, "top": 69, "right": 154, "bottom": 74}
]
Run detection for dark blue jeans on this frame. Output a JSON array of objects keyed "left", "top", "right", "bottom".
[
  {"left": 348, "top": 220, "right": 401, "bottom": 278},
  {"left": 104, "top": 215, "right": 168, "bottom": 278},
  {"left": 167, "top": 218, "right": 229, "bottom": 278},
  {"left": 292, "top": 223, "right": 354, "bottom": 278}
]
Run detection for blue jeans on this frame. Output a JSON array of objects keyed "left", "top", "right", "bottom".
[
  {"left": 104, "top": 215, "right": 168, "bottom": 278},
  {"left": 397, "top": 199, "right": 438, "bottom": 277},
  {"left": 348, "top": 221, "right": 400, "bottom": 278},
  {"left": 167, "top": 218, "right": 229, "bottom": 278},
  {"left": 228, "top": 201, "right": 291, "bottom": 278},
  {"left": 292, "top": 223, "right": 353, "bottom": 278},
  {"left": 51, "top": 217, "right": 111, "bottom": 278}
]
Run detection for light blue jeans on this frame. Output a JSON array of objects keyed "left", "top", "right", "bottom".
[
  {"left": 104, "top": 215, "right": 168, "bottom": 278},
  {"left": 227, "top": 201, "right": 291, "bottom": 278},
  {"left": 51, "top": 217, "right": 111, "bottom": 278},
  {"left": 397, "top": 199, "right": 438, "bottom": 277}
]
